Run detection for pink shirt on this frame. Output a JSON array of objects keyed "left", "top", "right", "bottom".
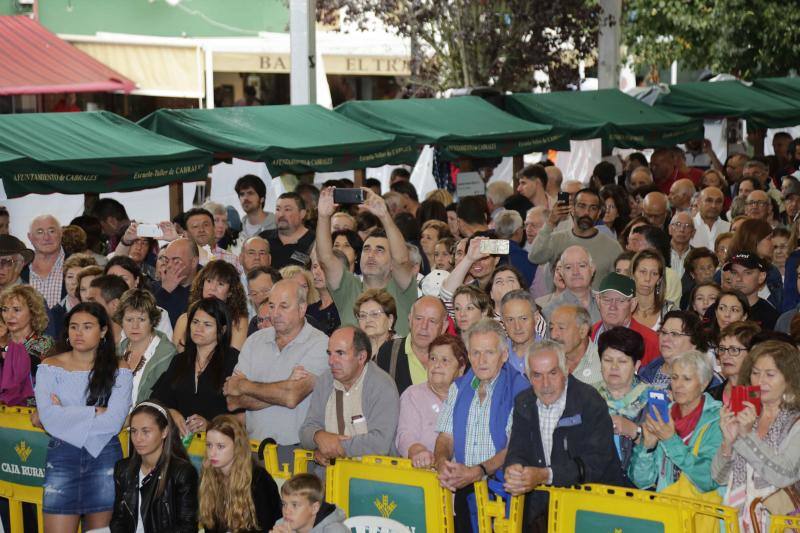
[{"left": 395, "top": 382, "right": 445, "bottom": 458}]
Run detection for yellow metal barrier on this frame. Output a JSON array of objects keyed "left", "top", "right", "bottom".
[
  {"left": 293, "top": 448, "right": 315, "bottom": 476},
  {"left": 325, "top": 455, "right": 454, "bottom": 533},
  {"left": 770, "top": 514, "right": 800, "bottom": 533},
  {"left": 474, "top": 479, "right": 524, "bottom": 533},
  {"left": 540, "top": 483, "right": 740, "bottom": 533},
  {"left": 0, "top": 406, "right": 130, "bottom": 533}
]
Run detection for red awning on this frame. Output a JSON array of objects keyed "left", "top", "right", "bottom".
[{"left": 0, "top": 15, "right": 135, "bottom": 96}]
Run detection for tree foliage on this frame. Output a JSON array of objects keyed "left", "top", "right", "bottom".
[
  {"left": 318, "top": 0, "right": 603, "bottom": 93},
  {"left": 622, "top": 0, "right": 800, "bottom": 80}
]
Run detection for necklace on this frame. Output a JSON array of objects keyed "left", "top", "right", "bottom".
[{"left": 125, "top": 335, "right": 154, "bottom": 376}]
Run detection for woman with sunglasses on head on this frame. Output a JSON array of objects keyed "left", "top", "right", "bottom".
[
  {"left": 110, "top": 399, "right": 198, "bottom": 532},
  {"left": 34, "top": 302, "right": 133, "bottom": 533}
]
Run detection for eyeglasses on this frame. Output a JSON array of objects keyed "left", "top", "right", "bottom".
[
  {"left": 716, "top": 345, "right": 747, "bottom": 356},
  {"left": 357, "top": 310, "right": 385, "bottom": 320},
  {"left": 746, "top": 200, "right": 769, "bottom": 208},
  {"left": 670, "top": 222, "right": 694, "bottom": 231},
  {"left": 658, "top": 329, "right": 689, "bottom": 339},
  {"left": 599, "top": 296, "right": 631, "bottom": 306},
  {"left": 0, "top": 258, "right": 17, "bottom": 268}
]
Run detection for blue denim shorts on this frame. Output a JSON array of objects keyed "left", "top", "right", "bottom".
[{"left": 42, "top": 437, "right": 121, "bottom": 515}]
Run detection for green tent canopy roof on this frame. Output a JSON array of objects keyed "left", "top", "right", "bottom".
[
  {"left": 753, "top": 77, "right": 800, "bottom": 102},
  {"left": 504, "top": 89, "right": 703, "bottom": 151},
  {"left": 0, "top": 111, "right": 212, "bottom": 198},
  {"left": 335, "top": 96, "right": 562, "bottom": 159},
  {"left": 139, "top": 104, "right": 418, "bottom": 174},
  {"left": 654, "top": 80, "right": 800, "bottom": 129}
]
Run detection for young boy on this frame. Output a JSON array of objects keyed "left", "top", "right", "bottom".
[{"left": 270, "top": 473, "right": 349, "bottom": 533}]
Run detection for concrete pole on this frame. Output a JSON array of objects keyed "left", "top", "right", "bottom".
[
  {"left": 290, "top": 0, "right": 316, "bottom": 105},
  {"left": 597, "top": 0, "right": 622, "bottom": 90}
]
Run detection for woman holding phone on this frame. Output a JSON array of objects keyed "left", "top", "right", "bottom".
[{"left": 712, "top": 340, "right": 800, "bottom": 532}]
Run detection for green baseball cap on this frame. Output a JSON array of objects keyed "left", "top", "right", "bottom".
[{"left": 594, "top": 272, "right": 635, "bottom": 298}]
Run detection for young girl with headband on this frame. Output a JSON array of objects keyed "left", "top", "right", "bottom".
[{"left": 110, "top": 399, "right": 198, "bottom": 532}]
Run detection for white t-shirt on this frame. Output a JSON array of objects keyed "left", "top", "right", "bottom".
[{"left": 136, "top": 470, "right": 146, "bottom": 533}]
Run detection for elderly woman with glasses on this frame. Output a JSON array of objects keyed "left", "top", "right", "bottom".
[
  {"left": 354, "top": 289, "right": 397, "bottom": 356},
  {"left": 639, "top": 310, "right": 716, "bottom": 390},
  {"left": 629, "top": 351, "right": 724, "bottom": 498}
]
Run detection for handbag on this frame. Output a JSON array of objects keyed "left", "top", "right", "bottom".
[
  {"left": 749, "top": 484, "right": 800, "bottom": 533},
  {"left": 662, "top": 423, "right": 722, "bottom": 533}
]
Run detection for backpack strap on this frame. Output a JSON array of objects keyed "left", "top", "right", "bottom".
[{"left": 389, "top": 338, "right": 403, "bottom": 380}]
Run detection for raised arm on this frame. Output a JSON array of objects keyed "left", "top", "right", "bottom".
[
  {"left": 316, "top": 187, "right": 345, "bottom": 291},
  {"left": 441, "top": 237, "right": 489, "bottom": 294},
  {"left": 361, "top": 188, "right": 414, "bottom": 290}
]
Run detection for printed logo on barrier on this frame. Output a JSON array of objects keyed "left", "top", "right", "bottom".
[
  {"left": 374, "top": 495, "right": 397, "bottom": 518},
  {"left": 15, "top": 441, "right": 32, "bottom": 462}
]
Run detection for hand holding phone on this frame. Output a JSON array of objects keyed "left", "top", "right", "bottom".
[
  {"left": 647, "top": 390, "right": 670, "bottom": 422},
  {"left": 333, "top": 188, "right": 365, "bottom": 205},
  {"left": 557, "top": 191, "right": 570, "bottom": 205},
  {"left": 479, "top": 239, "right": 510, "bottom": 255},
  {"left": 136, "top": 223, "right": 163, "bottom": 239},
  {"left": 729, "top": 385, "right": 761, "bottom": 416}
]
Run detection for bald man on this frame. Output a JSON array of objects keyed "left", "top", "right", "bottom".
[
  {"left": 649, "top": 148, "right": 679, "bottom": 193},
  {"left": 669, "top": 211, "right": 696, "bottom": 278},
  {"left": 152, "top": 238, "right": 200, "bottom": 325},
  {"left": 746, "top": 190, "right": 772, "bottom": 222},
  {"left": 25, "top": 215, "right": 65, "bottom": 307},
  {"left": 668, "top": 179, "right": 696, "bottom": 211},
  {"left": 642, "top": 192, "right": 669, "bottom": 229},
  {"left": 376, "top": 295, "right": 449, "bottom": 394},
  {"left": 691, "top": 186, "right": 729, "bottom": 250},
  {"left": 230, "top": 278, "right": 330, "bottom": 464}
]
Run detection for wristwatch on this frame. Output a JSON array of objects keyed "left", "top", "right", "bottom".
[
  {"left": 633, "top": 425, "right": 643, "bottom": 442},
  {"left": 477, "top": 463, "right": 489, "bottom": 478}
]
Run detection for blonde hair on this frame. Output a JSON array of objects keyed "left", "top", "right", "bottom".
[
  {"left": 279, "top": 266, "right": 320, "bottom": 304},
  {"left": 426, "top": 189, "right": 453, "bottom": 206},
  {"left": 199, "top": 415, "right": 258, "bottom": 532},
  {"left": 0, "top": 285, "right": 49, "bottom": 335}
]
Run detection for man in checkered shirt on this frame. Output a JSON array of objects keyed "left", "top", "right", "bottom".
[
  {"left": 503, "top": 340, "right": 627, "bottom": 531},
  {"left": 24, "top": 215, "right": 65, "bottom": 308},
  {"left": 433, "top": 318, "right": 529, "bottom": 533}
]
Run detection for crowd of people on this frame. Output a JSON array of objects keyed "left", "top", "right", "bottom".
[{"left": 0, "top": 140, "right": 799, "bottom": 532}]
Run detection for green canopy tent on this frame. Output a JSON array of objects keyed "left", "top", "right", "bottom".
[
  {"left": 504, "top": 89, "right": 703, "bottom": 152},
  {"left": 334, "top": 96, "right": 562, "bottom": 160},
  {"left": 0, "top": 111, "right": 212, "bottom": 199},
  {"left": 653, "top": 80, "right": 800, "bottom": 129},
  {"left": 139, "top": 104, "right": 418, "bottom": 175},
  {"left": 753, "top": 77, "right": 800, "bottom": 102}
]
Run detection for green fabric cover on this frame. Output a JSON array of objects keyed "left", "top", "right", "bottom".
[
  {"left": 335, "top": 96, "right": 562, "bottom": 159},
  {"left": 0, "top": 111, "right": 211, "bottom": 198},
  {"left": 753, "top": 77, "right": 800, "bottom": 102},
  {"left": 654, "top": 80, "right": 800, "bottom": 129},
  {"left": 505, "top": 89, "right": 703, "bottom": 151},
  {"left": 139, "top": 104, "right": 418, "bottom": 173}
]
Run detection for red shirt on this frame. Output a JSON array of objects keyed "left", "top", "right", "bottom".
[{"left": 591, "top": 318, "right": 660, "bottom": 366}]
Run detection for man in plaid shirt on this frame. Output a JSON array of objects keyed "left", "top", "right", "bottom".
[{"left": 24, "top": 215, "right": 65, "bottom": 308}]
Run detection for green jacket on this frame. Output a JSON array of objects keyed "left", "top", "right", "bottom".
[
  {"left": 118, "top": 330, "right": 178, "bottom": 404},
  {"left": 628, "top": 393, "right": 723, "bottom": 493}
]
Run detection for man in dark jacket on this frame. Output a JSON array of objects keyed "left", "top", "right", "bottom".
[{"left": 503, "top": 340, "right": 628, "bottom": 531}]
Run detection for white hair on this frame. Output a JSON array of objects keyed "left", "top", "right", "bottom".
[
  {"left": 527, "top": 339, "right": 568, "bottom": 377},
  {"left": 494, "top": 210, "right": 523, "bottom": 239},
  {"left": 671, "top": 350, "right": 713, "bottom": 388}
]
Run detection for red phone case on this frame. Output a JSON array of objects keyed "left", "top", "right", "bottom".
[{"left": 729, "top": 385, "right": 762, "bottom": 415}]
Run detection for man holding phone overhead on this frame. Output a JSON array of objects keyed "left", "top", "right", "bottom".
[{"left": 316, "top": 187, "right": 417, "bottom": 337}]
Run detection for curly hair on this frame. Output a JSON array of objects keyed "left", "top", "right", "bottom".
[
  {"left": 429, "top": 334, "right": 468, "bottom": 369},
  {"left": 75, "top": 265, "right": 103, "bottom": 302},
  {"left": 114, "top": 288, "right": 162, "bottom": 329},
  {"left": 63, "top": 252, "right": 97, "bottom": 275},
  {"left": 199, "top": 415, "right": 258, "bottom": 532},
  {"left": 189, "top": 260, "right": 247, "bottom": 322},
  {"left": 61, "top": 225, "right": 87, "bottom": 257},
  {"left": 738, "top": 340, "right": 800, "bottom": 411},
  {"left": 0, "top": 285, "right": 49, "bottom": 335}
]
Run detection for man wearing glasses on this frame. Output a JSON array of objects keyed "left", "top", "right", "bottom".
[
  {"left": 668, "top": 211, "right": 696, "bottom": 279},
  {"left": 590, "top": 272, "right": 660, "bottom": 366},
  {"left": 744, "top": 190, "right": 773, "bottom": 224},
  {"left": 0, "top": 235, "right": 33, "bottom": 292},
  {"left": 528, "top": 188, "right": 622, "bottom": 290}
]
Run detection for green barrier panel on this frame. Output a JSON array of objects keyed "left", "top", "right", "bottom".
[{"left": 325, "top": 455, "right": 453, "bottom": 533}]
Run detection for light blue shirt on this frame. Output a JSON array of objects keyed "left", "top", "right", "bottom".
[{"left": 34, "top": 364, "right": 133, "bottom": 457}]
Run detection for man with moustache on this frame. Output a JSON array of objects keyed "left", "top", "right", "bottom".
[
  {"left": 260, "top": 192, "right": 316, "bottom": 269},
  {"left": 529, "top": 188, "right": 622, "bottom": 289}
]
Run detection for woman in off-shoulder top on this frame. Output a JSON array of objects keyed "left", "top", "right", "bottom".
[{"left": 34, "top": 302, "right": 133, "bottom": 533}]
